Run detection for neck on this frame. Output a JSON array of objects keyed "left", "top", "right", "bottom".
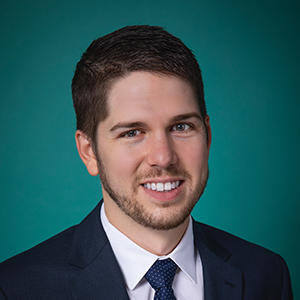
[{"left": 103, "top": 197, "right": 190, "bottom": 256}]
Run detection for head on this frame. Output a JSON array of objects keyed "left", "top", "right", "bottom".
[{"left": 73, "top": 25, "right": 211, "bottom": 231}]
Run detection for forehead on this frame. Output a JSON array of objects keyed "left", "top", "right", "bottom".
[{"left": 105, "top": 71, "right": 200, "bottom": 123}]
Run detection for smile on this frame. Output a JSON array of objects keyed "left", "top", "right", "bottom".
[{"left": 143, "top": 181, "right": 181, "bottom": 192}]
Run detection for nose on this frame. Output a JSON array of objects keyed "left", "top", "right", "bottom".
[{"left": 146, "top": 133, "right": 177, "bottom": 168}]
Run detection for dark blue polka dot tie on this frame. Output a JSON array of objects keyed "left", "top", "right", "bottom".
[{"left": 145, "top": 258, "right": 177, "bottom": 300}]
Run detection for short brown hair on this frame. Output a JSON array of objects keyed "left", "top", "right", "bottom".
[{"left": 72, "top": 25, "right": 207, "bottom": 142}]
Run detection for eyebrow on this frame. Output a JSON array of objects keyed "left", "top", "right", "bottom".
[
  {"left": 171, "top": 112, "right": 202, "bottom": 123},
  {"left": 110, "top": 121, "right": 147, "bottom": 132},
  {"left": 109, "top": 112, "right": 202, "bottom": 132}
]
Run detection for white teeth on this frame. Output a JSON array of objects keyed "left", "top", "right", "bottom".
[
  {"left": 164, "top": 182, "right": 171, "bottom": 191},
  {"left": 157, "top": 183, "right": 164, "bottom": 191},
  {"left": 143, "top": 181, "right": 181, "bottom": 192}
]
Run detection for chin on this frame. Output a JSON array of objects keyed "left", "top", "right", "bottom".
[{"left": 128, "top": 204, "right": 193, "bottom": 231}]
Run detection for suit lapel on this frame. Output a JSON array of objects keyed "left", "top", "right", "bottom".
[
  {"left": 193, "top": 221, "right": 243, "bottom": 300},
  {"left": 67, "top": 201, "right": 130, "bottom": 300}
]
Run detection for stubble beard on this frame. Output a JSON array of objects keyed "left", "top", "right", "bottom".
[{"left": 96, "top": 154, "right": 209, "bottom": 230}]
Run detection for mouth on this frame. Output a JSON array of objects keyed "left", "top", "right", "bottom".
[
  {"left": 142, "top": 180, "right": 182, "bottom": 191},
  {"left": 140, "top": 179, "right": 184, "bottom": 202}
]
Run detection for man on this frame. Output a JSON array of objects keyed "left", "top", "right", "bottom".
[{"left": 0, "top": 25, "right": 293, "bottom": 299}]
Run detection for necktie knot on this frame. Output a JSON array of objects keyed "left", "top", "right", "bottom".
[{"left": 145, "top": 258, "right": 177, "bottom": 299}]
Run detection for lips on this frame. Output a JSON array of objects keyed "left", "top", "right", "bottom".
[{"left": 140, "top": 179, "right": 184, "bottom": 202}]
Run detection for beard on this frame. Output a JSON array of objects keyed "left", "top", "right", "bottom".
[{"left": 96, "top": 154, "right": 208, "bottom": 230}]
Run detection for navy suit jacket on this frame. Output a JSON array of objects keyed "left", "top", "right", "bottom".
[{"left": 0, "top": 201, "right": 293, "bottom": 299}]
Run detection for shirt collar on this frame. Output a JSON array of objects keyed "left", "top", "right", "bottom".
[{"left": 100, "top": 203, "right": 197, "bottom": 290}]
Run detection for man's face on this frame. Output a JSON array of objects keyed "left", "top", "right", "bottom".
[{"left": 95, "top": 71, "right": 210, "bottom": 230}]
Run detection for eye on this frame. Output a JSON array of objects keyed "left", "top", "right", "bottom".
[
  {"left": 172, "top": 123, "right": 192, "bottom": 132},
  {"left": 121, "top": 129, "right": 142, "bottom": 138}
]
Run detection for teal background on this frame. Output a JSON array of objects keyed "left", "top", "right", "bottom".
[{"left": 0, "top": 0, "right": 299, "bottom": 297}]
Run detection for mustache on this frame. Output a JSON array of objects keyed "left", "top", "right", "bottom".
[{"left": 135, "top": 165, "right": 192, "bottom": 182}]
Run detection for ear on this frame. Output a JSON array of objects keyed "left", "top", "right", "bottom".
[
  {"left": 204, "top": 115, "right": 212, "bottom": 151},
  {"left": 75, "top": 130, "right": 99, "bottom": 176}
]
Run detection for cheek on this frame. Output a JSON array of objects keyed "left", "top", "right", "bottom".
[
  {"left": 178, "top": 140, "right": 209, "bottom": 171},
  {"left": 102, "top": 145, "right": 144, "bottom": 176}
]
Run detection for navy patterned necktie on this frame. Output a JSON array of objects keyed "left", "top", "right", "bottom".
[{"left": 145, "top": 258, "right": 177, "bottom": 300}]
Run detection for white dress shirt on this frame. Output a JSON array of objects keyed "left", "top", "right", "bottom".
[{"left": 100, "top": 204, "right": 204, "bottom": 300}]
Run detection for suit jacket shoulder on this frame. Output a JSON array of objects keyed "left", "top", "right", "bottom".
[
  {"left": 193, "top": 221, "right": 293, "bottom": 300},
  {"left": 0, "top": 225, "right": 77, "bottom": 299},
  {"left": 0, "top": 202, "right": 128, "bottom": 300}
]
